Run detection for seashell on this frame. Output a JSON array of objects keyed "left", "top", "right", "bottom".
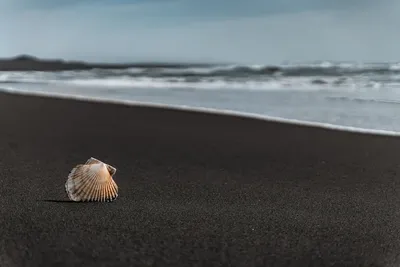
[{"left": 65, "top": 157, "right": 118, "bottom": 202}]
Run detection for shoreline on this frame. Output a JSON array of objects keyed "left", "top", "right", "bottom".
[{"left": 2, "top": 87, "right": 400, "bottom": 138}]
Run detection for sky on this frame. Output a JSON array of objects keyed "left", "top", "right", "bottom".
[{"left": 0, "top": 0, "right": 399, "bottom": 64}]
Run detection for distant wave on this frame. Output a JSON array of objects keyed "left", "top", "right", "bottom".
[
  {"left": 83, "top": 61, "right": 400, "bottom": 77},
  {"left": 77, "top": 62, "right": 400, "bottom": 78},
  {"left": 1, "top": 61, "right": 400, "bottom": 91},
  {"left": 326, "top": 96, "right": 400, "bottom": 106}
]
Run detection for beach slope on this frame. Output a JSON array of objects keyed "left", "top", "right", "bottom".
[{"left": 1, "top": 91, "right": 400, "bottom": 266}]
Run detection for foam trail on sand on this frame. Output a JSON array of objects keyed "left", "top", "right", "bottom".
[{"left": 2, "top": 86, "right": 400, "bottom": 137}]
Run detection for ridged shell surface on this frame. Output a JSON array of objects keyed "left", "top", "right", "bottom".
[
  {"left": 65, "top": 160, "right": 118, "bottom": 202},
  {"left": 85, "top": 157, "right": 117, "bottom": 177}
]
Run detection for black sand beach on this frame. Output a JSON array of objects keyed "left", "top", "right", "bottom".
[{"left": 1, "top": 91, "right": 400, "bottom": 266}]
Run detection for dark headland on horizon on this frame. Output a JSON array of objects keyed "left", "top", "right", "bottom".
[{"left": 0, "top": 54, "right": 225, "bottom": 71}]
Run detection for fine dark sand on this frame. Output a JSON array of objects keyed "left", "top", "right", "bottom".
[{"left": 1, "top": 91, "right": 400, "bottom": 267}]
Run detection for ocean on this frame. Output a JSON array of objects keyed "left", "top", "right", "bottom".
[{"left": 2, "top": 60, "right": 400, "bottom": 134}]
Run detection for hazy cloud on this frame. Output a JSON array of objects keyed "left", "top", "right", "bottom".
[{"left": 0, "top": 0, "right": 399, "bottom": 64}]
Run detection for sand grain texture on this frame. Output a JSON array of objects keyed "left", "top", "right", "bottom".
[{"left": 1, "top": 91, "right": 400, "bottom": 266}]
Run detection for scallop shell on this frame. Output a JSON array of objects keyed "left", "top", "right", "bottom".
[{"left": 65, "top": 158, "right": 118, "bottom": 202}]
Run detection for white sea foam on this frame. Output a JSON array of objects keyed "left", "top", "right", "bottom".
[
  {"left": 2, "top": 86, "right": 400, "bottom": 137},
  {"left": 0, "top": 60, "right": 400, "bottom": 92},
  {"left": 63, "top": 76, "right": 335, "bottom": 91},
  {"left": 0, "top": 72, "right": 377, "bottom": 92}
]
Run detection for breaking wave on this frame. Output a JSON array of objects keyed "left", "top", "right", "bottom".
[{"left": 0, "top": 61, "right": 400, "bottom": 91}]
